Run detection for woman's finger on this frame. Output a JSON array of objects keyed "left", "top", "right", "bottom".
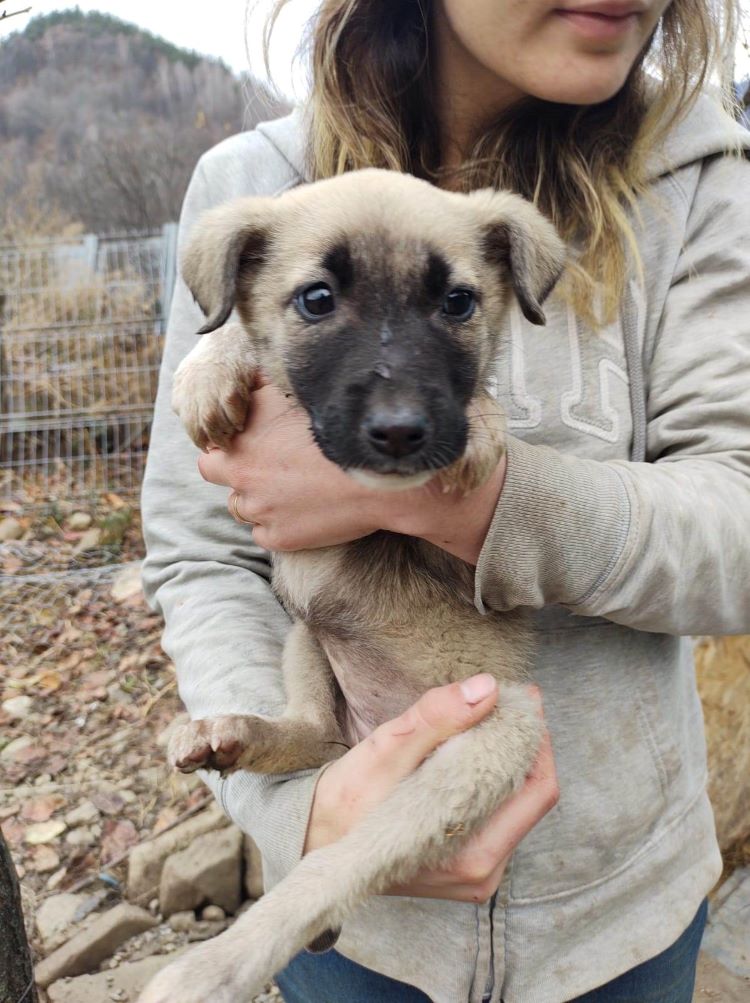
[
  {"left": 474, "top": 726, "right": 558, "bottom": 858},
  {"left": 389, "top": 718, "right": 557, "bottom": 899},
  {"left": 428, "top": 726, "right": 558, "bottom": 875},
  {"left": 197, "top": 446, "right": 233, "bottom": 486},
  {"left": 361, "top": 674, "right": 499, "bottom": 782}
]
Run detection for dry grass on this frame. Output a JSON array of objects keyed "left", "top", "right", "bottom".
[
  {"left": 696, "top": 635, "right": 750, "bottom": 855},
  {"left": 0, "top": 233, "right": 165, "bottom": 501},
  {"left": 1, "top": 256, "right": 163, "bottom": 417}
]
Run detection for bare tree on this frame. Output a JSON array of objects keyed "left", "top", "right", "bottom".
[
  {"left": 0, "top": 1, "right": 32, "bottom": 28},
  {"left": 0, "top": 830, "right": 38, "bottom": 1003}
]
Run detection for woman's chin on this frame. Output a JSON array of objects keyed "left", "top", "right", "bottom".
[{"left": 526, "top": 57, "right": 634, "bottom": 107}]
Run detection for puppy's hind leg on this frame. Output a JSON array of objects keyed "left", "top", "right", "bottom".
[{"left": 141, "top": 684, "right": 542, "bottom": 1003}]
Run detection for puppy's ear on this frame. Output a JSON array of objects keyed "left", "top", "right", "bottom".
[
  {"left": 181, "top": 197, "right": 276, "bottom": 335},
  {"left": 470, "top": 190, "right": 566, "bottom": 325}
]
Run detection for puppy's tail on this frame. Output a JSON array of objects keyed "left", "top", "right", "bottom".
[{"left": 221, "top": 684, "right": 541, "bottom": 996}]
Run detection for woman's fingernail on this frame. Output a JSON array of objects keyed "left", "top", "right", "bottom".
[{"left": 460, "top": 673, "right": 497, "bottom": 705}]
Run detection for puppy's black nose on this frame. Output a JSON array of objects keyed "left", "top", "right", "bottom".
[{"left": 363, "top": 410, "right": 428, "bottom": 458}]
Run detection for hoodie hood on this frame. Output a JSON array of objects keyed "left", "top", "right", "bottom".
[{"left": 645, "top": 90, "right": 750, "bottom": 178}]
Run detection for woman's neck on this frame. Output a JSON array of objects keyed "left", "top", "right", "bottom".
[{"left": 431, "top": 12, "right": 524, "bottom": 172}]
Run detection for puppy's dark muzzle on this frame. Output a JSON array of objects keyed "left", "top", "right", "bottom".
[{"left": 362, "top": 408, "right": 429, "bottom": 459}]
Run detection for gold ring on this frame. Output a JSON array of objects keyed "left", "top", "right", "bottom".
[{"left": 230, "top": 491, "right": 255, "bottom": 526}]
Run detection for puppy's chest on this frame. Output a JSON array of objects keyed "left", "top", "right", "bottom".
[
  {"left": 272, "top": 534, "right": 479, "bottom": 740},
  {"left": 271, "top": 547, "right": 347, "bottom": 621},
  {"left": 271, "top": 532, "right": 473, "bottom": 633}
]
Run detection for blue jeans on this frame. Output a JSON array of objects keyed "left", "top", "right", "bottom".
[{"left": 275, "top": 899, "right": 708, "bottom": 1003}]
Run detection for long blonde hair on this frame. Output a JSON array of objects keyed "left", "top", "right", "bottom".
[{"left": 263, "top": 0, "right": 738, "bottom": 323}]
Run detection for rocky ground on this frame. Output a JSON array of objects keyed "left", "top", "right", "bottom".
[
  {"left": 0, "top": 499, "right": 277, "bottom": 1000},
  {"left": 1, "top": 499, "right": 748, "bottom": 1001}
]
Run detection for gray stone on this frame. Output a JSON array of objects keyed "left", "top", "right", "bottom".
[
  {"left": 0, "top": 734, "right": 34, "bottom": 761},
  {"left": 111, "top": 562, "right": 143, "bottom": 602},
  {"left": 159, "top": 826, "right": 243, "bottom": 917},
  {"left": 0, "top": 516, "right": 23, "bottom": 541},
  {"left": 694, "top": 951, "right": 750, "bottom": 1002},
  {"left": 68, "top": 512, "right": 92, "bottom": 530},
  {"left": 36, "top": 893, "right": 88, "bottom": 953},
  {"left": 65, "top": 826, "right": 96, "bottom": 847},
  {"left": 186, "top": 919, "right": 227, "bottom": 941},
  {"left": 127, "top": 802, "right": 228, "bottom": 904},
  {"left": 35, "top": 903, "right": 158, "bottom": 988},
  {"left": 167, "top": 910, "right": 196, "bottom": 933},
  {"left": 46, "top": 949, "right": 188, "bottom": 1002},
  {"left": 201, "top": 904, "right": 226, "bottom": 922},
  {"left": 2, "top": 695, "right": 33, "bottom": 719},
  {"left": 702, "top": 867, "right": 750, "bottom": 977},
  {"left": 244, "top": 833, "right": 265, "bottom": 900},
  {"left": 65, "top": 800, "right": 100, "bottom": 826},
  {"left": 73, "top": 527, "right": 102, "bottom": 554},
  {"left": 25, "top": 819, "right": 66, "bottom": 844}
]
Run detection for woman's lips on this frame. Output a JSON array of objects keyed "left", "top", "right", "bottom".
[{"left": 555, "top": 8, "right": 640, "bottom": 41}]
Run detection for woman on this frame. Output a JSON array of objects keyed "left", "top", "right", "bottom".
[{"left": 141, "top": 2, "right": 750, "bottom": 1001}]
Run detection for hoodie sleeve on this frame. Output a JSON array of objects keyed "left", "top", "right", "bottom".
[
  {"left": 475, "top": 153, "right": 750, "bottom": 636},
  {"left": 141, "top": 148, "right": 321, "bottom": 884}
]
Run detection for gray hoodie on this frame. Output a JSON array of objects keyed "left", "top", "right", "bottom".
[{"left": 141, "top": 97, "right": 750, "bottom": 1003}]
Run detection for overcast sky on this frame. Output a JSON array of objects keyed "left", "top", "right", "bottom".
[{"left": 5, "top": 1, "right": 750, "bottom": 88}]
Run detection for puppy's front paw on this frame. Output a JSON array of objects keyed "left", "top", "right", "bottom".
[
  {"left": 172, "top": 323, "right": 257, "bottom": 450},
  {"left": 168, "top": 715, "right": 261, "bottom": 776}
]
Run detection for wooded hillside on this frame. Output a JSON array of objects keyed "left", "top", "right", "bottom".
[{"left": 0, "top": 9, "right": 290, "bottom": 238}]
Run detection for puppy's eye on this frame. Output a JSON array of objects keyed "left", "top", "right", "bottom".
[
  {"left": 442, "top": 288, "right": 476, "bottom": 321},
  {"left": 295, "top": 282, "right": 336, "bottom": 321}
]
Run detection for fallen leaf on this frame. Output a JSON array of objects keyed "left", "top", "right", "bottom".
[
  {"left": 1, "top": 817, "right": 25, "bottom": 847},
  {"left": 11, "top": 744, "right": 47, "bottom": 767},
  {"left": 91, "top": 790, "right": 125, "bottom": 816},
  {"left": 58, "top": 623, "right": 83, "bottom": 645},
  {"left": 56, "top": 652, "right": 83, "bottom": 674},
  {"left": 101, "top": 818, "right": 138, "bottom": 863},
  {"left": 45, "top": 755, "right": 69, "bottom": 777},
  {"left": 186, "top": 788, "right": 209, "bottom": 810},
  {"left": 28, "top": 844, "right": 60, "bottom": 873},
  {"left": 46, "top": 865, "right": 67, "bottom": 891},
  {"left": 152, "top": 806, "right": 178, "bottom": 835},
  {"left": 38, "top": 671, "right": 62, "bottom": 693},
  {"left": 21, "top": 794, "right": 66, "bottom": 823}
]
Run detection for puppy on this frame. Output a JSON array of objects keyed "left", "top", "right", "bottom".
[{"left": 140, "top": 169, "right": 564, "bottom": 1003}]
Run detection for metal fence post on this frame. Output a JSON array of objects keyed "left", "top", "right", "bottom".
[{"left": 161, "top": 222, "right": 179, "bottom": 323}]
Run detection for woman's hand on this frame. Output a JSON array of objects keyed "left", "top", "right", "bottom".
[
  {"left": 198, "top": 383, "right": 506, "bottom": 563},
  {"left": 304, "top": 676, "right": 558, "bottom": 903},
  {"left": 197, "top": 383, "right": 382, "bottom": 552}
]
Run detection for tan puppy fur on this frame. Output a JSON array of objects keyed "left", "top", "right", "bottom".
[{"left": 140, "top": 170, "right": 564, "bottom": 1003}]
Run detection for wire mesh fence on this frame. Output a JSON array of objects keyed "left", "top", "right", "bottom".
[
  {"left": 0, "top": 225, "right": 177, "bottom": 504},
  {"left": 0, "top": 562, "right": 129, "bottom": 652}
]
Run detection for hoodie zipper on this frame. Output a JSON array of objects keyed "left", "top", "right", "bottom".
[{"left": 481, "top": 892, "right": 498, "bottom": 1002}]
